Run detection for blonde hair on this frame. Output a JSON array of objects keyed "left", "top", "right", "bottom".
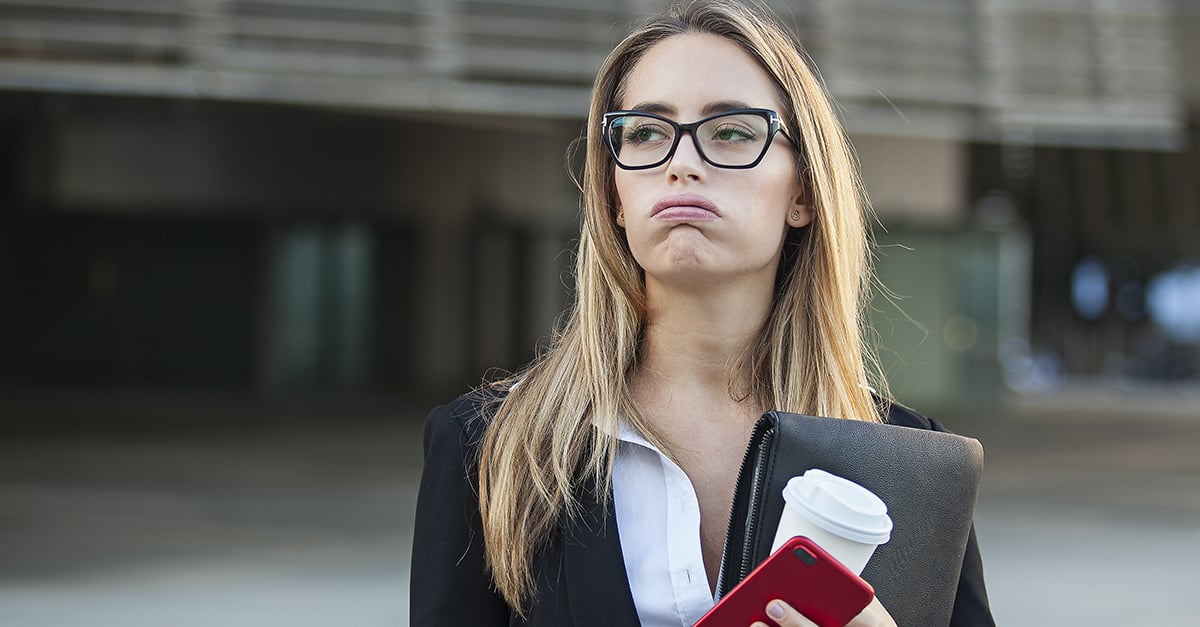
[{"left": 477, "top": 0, "right": 886, "bottom": 613}]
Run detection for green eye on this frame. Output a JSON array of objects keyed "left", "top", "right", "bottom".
[
  {"left": 624, "top": 125, "right": 669, "bottom": 144},
  {"left": 712, "top": 125, "right": 755, "bottom": 142}
]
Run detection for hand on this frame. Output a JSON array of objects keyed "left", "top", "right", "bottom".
[{"left": 750, "top": 596, "right": 897, "bottom": 627}]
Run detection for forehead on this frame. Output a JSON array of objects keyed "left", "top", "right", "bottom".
[{"left": 618, "top": 33, "right": 783, "bottom": 114}]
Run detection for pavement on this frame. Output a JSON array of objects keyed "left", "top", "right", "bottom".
[
  {"left": 0, "top": 389, "right": 1197, "bottom": 626},
  {"left": 966, "top": 390, "right": 1200, "bottom": 626}
]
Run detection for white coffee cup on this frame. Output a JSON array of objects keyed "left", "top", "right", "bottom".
[{"left": 769, "top": 469, "right": 893, "bottom": 575}]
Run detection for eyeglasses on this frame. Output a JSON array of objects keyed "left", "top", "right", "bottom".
[{"left": 601, "top": 108, "right": 795, "bottom": 170}]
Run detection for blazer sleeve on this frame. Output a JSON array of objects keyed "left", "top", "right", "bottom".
[
  {"left": 950, "top": 524, "right": 995, "bottom": 627},
  {"left": 885, "top": 403, "right": 996, "bottom": 626},
  {"left": 410, "top": 398, "right": 510, "bottom": 625}
]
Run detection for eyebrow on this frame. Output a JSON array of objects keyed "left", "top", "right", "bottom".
[{"left": 625, "top": 100, "right": 756, "bottom": 118}]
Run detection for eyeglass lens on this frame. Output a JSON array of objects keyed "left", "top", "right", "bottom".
[{"left": 606, "top": 112, "right": 772, "bottom": 168}]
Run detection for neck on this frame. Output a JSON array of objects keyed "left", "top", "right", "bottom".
[{"left": 633, "top": 275, "right": 774, "bottom": 411}]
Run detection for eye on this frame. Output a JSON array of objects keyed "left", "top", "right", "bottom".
[
  {"left": 623, "top": 122, "right": 671, "bottom": 144},
  {"left": 710, "top": 123, "right": 757, "bottom": 143}
]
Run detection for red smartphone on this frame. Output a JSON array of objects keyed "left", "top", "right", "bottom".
[{"left": 693, "top": 536, "right": 874, "bottom": 627}]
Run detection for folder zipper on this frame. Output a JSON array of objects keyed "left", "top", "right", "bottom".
[{"left": 714, "top": 420, "right": 776, "bottom": 598}]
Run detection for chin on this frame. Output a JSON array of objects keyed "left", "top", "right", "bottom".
[{"left": 646, "top": 262, "right": 732, "bottom": 289}]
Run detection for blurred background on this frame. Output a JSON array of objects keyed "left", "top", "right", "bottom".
[{"left": 0, "top": 0, "right": 1197, "bottom": 625}]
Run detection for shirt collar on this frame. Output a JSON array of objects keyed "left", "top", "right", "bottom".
[
  {"left": 594, "top": 412, "right": 658, "bottom": 450},
  {"left": 613, "top": 416, "right": 658, "bottom": 452}
]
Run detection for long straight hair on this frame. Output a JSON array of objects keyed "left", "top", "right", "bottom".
[{"left": 477, "top": 0, "right": 887, "bottom": 613}]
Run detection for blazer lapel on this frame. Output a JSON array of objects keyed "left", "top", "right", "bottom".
[{"left": 563, "top": 472, "right": 641, "bottom": 626}]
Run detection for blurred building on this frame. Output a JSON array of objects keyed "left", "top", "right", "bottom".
[{"left": 0, "top": 0, "right": 1195, "bottom": 415}]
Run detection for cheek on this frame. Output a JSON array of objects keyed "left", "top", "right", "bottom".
[
  {"left": 756, "top": 169, "right": 799, "bottom": 221},
  {"left": 613, "top": 171, "right": 632, "bottom": 208}
]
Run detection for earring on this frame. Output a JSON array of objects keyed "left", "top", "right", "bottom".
[{"left": 789, "top": 210, "right": 802, "bottom": 222}]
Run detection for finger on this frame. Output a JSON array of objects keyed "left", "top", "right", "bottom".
[
  {"left": 845, "top": 597, "right": 897, "bottom": 627},
  {"left": 762, "top": 599, "right": 819, "bottom": 627}
]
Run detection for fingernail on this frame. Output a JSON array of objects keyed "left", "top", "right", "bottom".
[{"left": 767, "top": 601, "right": 786, "bottom": 620}]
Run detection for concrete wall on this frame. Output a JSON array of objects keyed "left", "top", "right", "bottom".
[
  {"left": 1177, "top": 2, "right": 1200, "bottom": 109},
  {"left": 5, "top": 97, "right": 582, "bottom": 398},
  {"left": 854, "top": 134, "right": 967, "bottom": 225}
]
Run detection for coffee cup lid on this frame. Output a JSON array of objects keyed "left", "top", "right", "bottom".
[{"left": 782, "top": 469, "right": 893, "bottom": 545}]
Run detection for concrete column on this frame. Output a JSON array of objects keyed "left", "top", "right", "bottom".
[
  {"left": 525, "top": 229, "right": 573, "bottom": 351},
  {"left": 417, "top": 226, "right": 471, "bottom": 391},
  {"left": 474, "top": 227, "right": 515, "bottom": 374}
]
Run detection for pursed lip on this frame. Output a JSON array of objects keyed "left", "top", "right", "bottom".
[{"left": 650, "top": 194, "right": 721, "bottom": 219}]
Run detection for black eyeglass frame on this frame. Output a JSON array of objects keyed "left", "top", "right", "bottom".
[{"left": 601, "top": 107, "right": 797, "bottom": 171}]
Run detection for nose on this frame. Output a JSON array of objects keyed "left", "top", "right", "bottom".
[{"left": 664, "top": 132, "right": 705, "bottom": 182}]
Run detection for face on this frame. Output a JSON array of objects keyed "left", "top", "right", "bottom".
[{"left": 613, "top": 33, "right": 810, "bottom": 291}]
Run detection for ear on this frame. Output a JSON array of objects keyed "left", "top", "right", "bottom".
[
  {"left": 615, "top": 201, "right": 625, "bottom": 228},
  {"left": 787, "top": 195, "right": 813, "bottom": 228}
]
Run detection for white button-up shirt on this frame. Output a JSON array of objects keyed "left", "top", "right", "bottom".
[{"left": 612, "top": 420, "right": 718, "bottom": 627}]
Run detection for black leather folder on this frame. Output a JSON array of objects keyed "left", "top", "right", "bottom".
[{"left": 714, "top": 410, "right": 985, "bottom": 627}]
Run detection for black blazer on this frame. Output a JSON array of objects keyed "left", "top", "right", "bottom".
[{"left": 410, "top": 392, "right": 995, "bottom": 626}]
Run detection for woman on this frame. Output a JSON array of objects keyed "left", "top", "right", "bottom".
[{"left": 411, "top": 1, "right": 994, "bottom": 625}]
